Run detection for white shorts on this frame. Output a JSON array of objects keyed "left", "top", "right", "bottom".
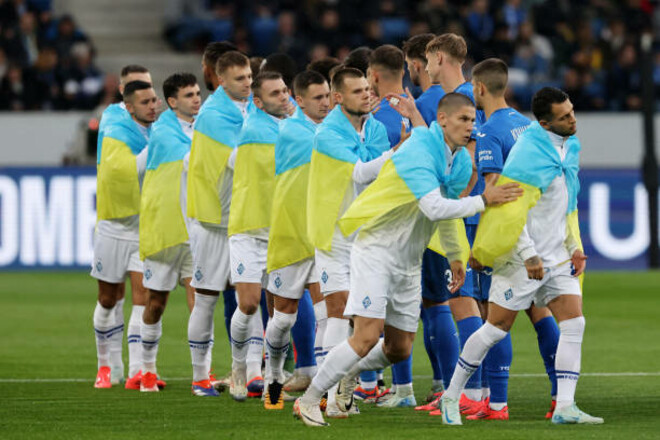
[
  {"left": 188, "top": 221, "right": 231, "bottom": 291},
  {"left": 489, "top": 260, "right": 581, "bottom": 311},
  {"left": 267, "top": 258, "right": 320, "bottom": 299},
  {"left": 316, "top": 239, "right": 353, "bottom": 295},
  {"left": 90, "top": 233, "right": 142, "bottom": 283},
  {"left": 229, "top": 234, "right": 269, "bottom": 287},
  {"left": 143, "top": 244, "right": 193, "bottom": 292},
  {"left": 344, "top": 248, "right": 421, "bottom": 333}
]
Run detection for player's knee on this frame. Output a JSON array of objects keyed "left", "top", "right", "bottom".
[
  {"left": 350, "top": 334, "right": 380, "bottom": 357},
  {"left": 98, "top": 295, "right": 117, "bottom": 309},
  {"left": 558, "top": 315, "right": 585, "bottom": 343},
  {"left": 239, "top": 302, "right": 259, "bottom": 315},
  {"left": 271, "top": 309, "right": 297, "bottom": 333},
  {"left": 382, "top": 340, "right": 412, "bottom": 364}
]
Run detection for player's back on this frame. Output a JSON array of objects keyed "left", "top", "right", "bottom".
[
  {"left": 415, "top": 84, "right": 445, "bottom": 126},
  {"left": 372, "top": 97, "right": 410, "bottom": 148},
  {"left": 477, "top": 108, "right": 531, "bottom": 175}
]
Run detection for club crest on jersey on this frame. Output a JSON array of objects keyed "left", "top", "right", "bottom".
[
  {"left": 362, "top": 296, "right": 371, "bottom": 309},
  {"left": 144, "top": 269, "right": 152, "bottom": 280},
  {"left": 321, "top": 271, "right": 329, "bottom": 284},
  {"left": 237, "top": 263, "right": 245, "bottom": 275},
  {"left": 195, "top": 269, "right": 203, "bottom": 282},
  {"left": 504, "top": 288, "right": 513, "bottom": 301}
]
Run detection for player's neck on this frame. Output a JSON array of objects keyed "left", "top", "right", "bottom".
[
  {"left": 175, "top": 110, "right": 194, "bottom": 123},
  {"left": 442, "top": 68, "right": 465, "bottom": 94},
  {"left": 418, "top": 73, "right": 432, "bottom": 92},
  {"left": 341, "top": 105, "right": 367, "bottom": 133},
  {"left": 132, "top": 115, "right": 151, "bottom": 128},
  {"left": 483, "top": 96, "right": 509, "bottom": 120},
  {"left": 376, "top": 80, "right": 404, "bottom": 99}
]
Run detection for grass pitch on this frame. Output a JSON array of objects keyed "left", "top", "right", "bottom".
[{"left": 0, "top": 271, "right": 659, "bottom": 439}]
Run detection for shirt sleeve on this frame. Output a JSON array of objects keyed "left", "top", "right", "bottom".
[
  {"left": 418, "top": 188, "right": 485, "bottom": 221},
  {"left": 352, "top": 149, "right": 394, "bottom": 185},
  {"left": 435, "top": 220, "right": 464, "bottom": 263},
  {"left": 514, "top": 224, "right": 538, "bottom": 261},
  {"left": 477, "top": 132, "right": 504, "bottom": 175}
]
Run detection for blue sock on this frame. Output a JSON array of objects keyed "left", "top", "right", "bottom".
[
  {"left": 392, "top": 353, "right": 413, "bottom": 386},
  {"left": 359, "top": 370, "right": 378, "bottom": 389},
  {"left": 427, "top": 305, "right": 459, "bottom": 389},
  {"left": 260, "top": 290, "right": 269, "bottom": 329},
  {"left": 421, "top": 307, "right": 442, "bottom": 382},
  {"left": 291, "top": 290, "right": 316, "bottom": 368},
  {"left": 457, "top": 316, "right": 483, "bottom": 393},
  {"left": 534, "top": 316, "right": 560, "bottom": 397},
  {"left": 222, "top": 288, "right": 237, "bottom": 343},
  {"left": 484, "top": 333, "right": 512, "bottom": 404}
]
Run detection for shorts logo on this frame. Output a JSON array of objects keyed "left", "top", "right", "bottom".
[
  {"left": 95, "top": 260, "right": 103, "bottom": 273},
  {"left": 195, "top": 269, "right": 203, "bottom": 282},
  {"left": 321, "top": 271, "right": 329, "bottom": 284},
  {"left": 274, "top": 276, "right": 282, "bottom": 289},
  {"left": 504, "top": 288, "right": 513, "bottom": 301},
  {"left": 144, "top": 269, "right": 152, "bottom": 280},
  {"left": 362, "top": 296, "right": 371, "bottom": 309},
  {"left": 237, "top": 263, "right": 245, "bottom": 275}
]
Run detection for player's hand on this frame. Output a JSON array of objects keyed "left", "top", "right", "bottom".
[
  {"left": 285, "top": 99, "right": 297, "bottom": 116},
  {"left": 469, "top": 252, "right": 483, "bottom": 271},
  {"left": 392, "top": 121, "right": 410, "bottom": 151},
  {"left": 482, "top": 182, "right": 523, "bottom": 206},
  {"left": 524, "top": 255, "right": 544, "bottom": 280},
  {"left": 385, "top": 87, "right": 426, "bottom": 127},
  {"left": 571, "top": 249, "right": 587, "bottom": 277},
  {"left": 448, "top": 260, "right": 465, "bottom": 293}
]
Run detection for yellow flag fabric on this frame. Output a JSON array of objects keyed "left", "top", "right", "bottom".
[
  {"left": 96, "top": 137, "right": 141, "bottom": 220},
  {"left": 428, "top": 219, "right": 470, "bottom": 267},
  {"left": 472, "top": 175, "right": 541, "bottom": 267},
  {"left": 307, "top": 150, "right": 355, "bottom": 251}
]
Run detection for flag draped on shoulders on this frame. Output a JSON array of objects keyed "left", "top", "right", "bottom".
[
  {"left": 96, "top": 112, "right": 148, "bottom": 221},
  {"left": 228, "top": 107, "right": 279, "bottom": 236},
  {"left": 187, "top": 87, "right": 251, "bottom": 224},
  {"left": 267, "top": 111, "right": 317, "bottom": 272},
  {"left": 307, "top": 106, "right": 389, "bottom": 251},
  {"left": 97, "top": 103, "right": 129, "bottom": 164},
  {"left": 339, "top": 122, "right": 472, "bottom": 264},
  {"left": 139, "top": 109, "right": 191, "bottom": 259},
  {"left": 472, "top": 121, "right": 582, "bottom": 266}
]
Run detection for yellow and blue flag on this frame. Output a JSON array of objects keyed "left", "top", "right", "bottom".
[
  {"left": 472, "top": 121, "right": 582, "bottom": 266},
  {"left": 187, "top": 87, "right": 252, "bottom": 224},
  {"left": 228, "top": 107, "right": 279, "bottom": 236},
  {"left": 339, "top": 122, "right": 473, "bottom": 264},
  {"left": 97, "top": 103, "right": 130, "bottom": 164},
  {"left": 307, "top": 106, "right": 389, "bottom": 251},
  {"left": 96, "top": 112, "right": 148, "bottom": 221},
  {"left": 267, "top": 111, "right": 317, "bottom": 272},
  {"left": 139, "top": 109, "right": 191, "bottom": 259}
]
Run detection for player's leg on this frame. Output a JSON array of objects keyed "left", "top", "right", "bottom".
[
  {"left": 109, "top": 282, "right": 125, "bottom": 384},
  {"left": 124, "top": 270, "right": 147, "bottom": 389},
  {"left": 526, "top": 304, "right": 559, "bottom": 417},
  {"left": 189, "top": 288, "right": 220, "bottom": 395},
  {"left": 230, "top": 281, "right": 262, "bottom": 400},
  {"left": 288, "top": 290, "right": 316, "bottom": 391},
  {"left": 310, "top": 282, "right": 327, "bottom": 369}
]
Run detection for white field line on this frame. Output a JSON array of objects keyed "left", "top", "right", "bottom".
[{"left": 0, "top": 372, "right": 659, "bottom": 383}]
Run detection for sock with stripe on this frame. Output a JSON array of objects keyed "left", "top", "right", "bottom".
[
  {"left": 265, "top": 310, "right": 296, "bottom": 382},
  {"left": 188, "top": 292, "right": 218, "bottom": 382},
  {"left": 109, "top": 299, "right": 124, "bottom": 376},
  {"left": 291, "top": 291, "right": 316, "bottom": 374},
  {"left": 93, "top": 302, "right": 115, "bottom": 368},
  {"left": 445, "top": 322, "right": 508, "bottom": 400},
  {"left": 359, "top": 370, "right": 378, "bottom": 390},
  {"left": 246, "top": 310, "right": 264, "bottom": 381},
  {"left": 141, "top": 318, "right": 162, "bottom": 374},
  {"left": 555, "top": 316, "right": 585, "bottom": 410},
  {"left": 230, "top": 308, "right": 251, "bottom": 371},
  {"left": 391, "top": 353, "right": 413, "bottom": 391},
  {"left": 313, "top": 300, "right": 328, "bottom": 368},
  {"left": 304, "top": 340, "right": 361, "bottom": 404},
  {"left": 457, "top": 316, "right": 483, "bottom": 400},
  {"left": 534, "top": 316, "right": 560, "bottom": 398},
  {"left": 127, "top": 305, "right": 144, "bottom": 377}
]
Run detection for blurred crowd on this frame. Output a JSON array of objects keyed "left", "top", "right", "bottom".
[
  {"left": 0, "top": 0, "right": 112, "bottom": 111},
  {"left": 165, "top": 0, "right": 660, "bottom": 111}
]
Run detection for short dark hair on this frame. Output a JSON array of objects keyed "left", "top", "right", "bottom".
[
  {"left": 251, "top": 71, "right": 283, "bottom": 99},
  {"left": 216, "top": 50, "right": 250, "bottom": 75},
  {"left": 532, "top": 87, "right": 569, "bottom": 122},
  {"left": 120, "top": 64, "right": 148, "bottom": 78},
  {"left": 123, "top": 80, "right": 153, "bottom": 100},
  {"left": 307, "top": 57, "right": 341, "bottom": 83},
  {"left": 472, "top": 58, "right": 508, "bottom": 96},
  {"left": 402, "top": 33, "right": 435, "bottom": 63},
  {"left": 369, "top": 44, "right": 404, "bottom": 74},
  {"left": 293, "top": 70, "right": 327, "bottom": 98},
  {"left": 344, "top": 47, "right": 372, "bottom": 75},
  {"left": 163, "top": 72, "right": 198, "bottom": 107},
  {"left": 331, "top": 67, "right": 364, "bottom": 92},
  {"left": 437, "top": 92, "right": 475, "bottom": 115},
  {"left": 261, "top": 53, "right": 298, "bottom": 89},
  {"left": 250, "top": 56, "right": 264, "bottom": 76},
  {"left": 202, "top": 41, "right": 238, "bottom": 68},
  {"left": 426, "top": 33, "right": 467, "bottom": 63}
]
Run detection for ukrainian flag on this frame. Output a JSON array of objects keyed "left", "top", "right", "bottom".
[
  {"left": 96, "top": 112, "right": 148, "bottom": 221},
  {"left": 228, "top": 107, "right": 280, "bottom": 236},
  {"left": 97, "top": 103, "right": 130, "bottom": 164},
  {"left": 267, "top": 111, "right": 317, "bottom": 272},
  {"left": 339, "top": 122, "right": 473, "bottom": 265},
  {"left": 139, "top": 109, "right": 191, "bottom": 260},
  {"left": 187, "top": 87, "right": 251, "bottom": 225},
  {"left": 472, "top": 121, "right": 582, "bottom": 267},
  {"left": 307, "top": 106, "right": 389, "bottom": 251}
]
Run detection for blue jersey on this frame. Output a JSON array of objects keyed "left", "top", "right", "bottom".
[
  {"left": 415, "top": 84, "right": 445, "bottom": 126},
  {"left": 476, "top": 107, "right": 531, "bottom": 175},
  {"left": 453, "top": 81, "right": 486, "bottom": 225},
  {"left": 372, "top": 96, "right": 411, "bottom": 148}
]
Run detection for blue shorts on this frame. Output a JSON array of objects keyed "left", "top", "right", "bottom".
[{"left": 421, "top": 225, "right": 491, "bottom": 303}]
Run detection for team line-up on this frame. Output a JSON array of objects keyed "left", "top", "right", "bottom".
[{"left": 91, "top": 32, "right": 603, "bottom": 427}]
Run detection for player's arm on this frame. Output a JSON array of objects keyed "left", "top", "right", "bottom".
[
  {"left": 435, "top": 219, "right": 466, "bottom": 293},
  {"left": 459, "top": 139, "right": 478, "bottom": 197},
  {"left": 352, "top": 149, "right": 394, "bottom": 185},
  {"left": 565, "top": 220, "right": 587, "bottom": 277},
  {"left": 514, "top": 225, "right": 544, "bottom": 280},
  {"left": 385, "top": 87, "right": 427, "bottom": 128}
]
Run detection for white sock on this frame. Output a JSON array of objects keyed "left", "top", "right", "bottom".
[
  {"left": 490, "top": 401, "right": 507, "bottom": 411},
  {"left": 206, "top": 322, "right": 214, "bottom": 375},
  {"left": 230, "top": 308, "right": 251, "bottom": 371},
  {"left": 110, "top": 299, "right": 124, "bottom": 373},
  {"left": 265, "top": 310, "right": 296, "bottom": 382},
  {"left": 93, "top": 302, "right": 115, "bottom": 368},
  {"left": 127, "top": 305, "right": 144, "bottom": 377},
  {"left": 555, "top": 316, "right": 585, "bottom": 410},
  {"left": 445, "top": 323, "right": 508, "bottom": 400},
  {"left": 432, "top": 379, "right": 444, "bottom": 391},
  {"left": 464, "top": 388, "right": 482, "bottom": 401},
  {"left": 395, "top": 382, "right": 413, "bottom": 397},
  {"left": 305, "top": 340, "right": 361, "bottom": 404},
  {"left": 313, "top": 301, "right": 328, "bottom": 368},
  {"left": 141, "top": 318, "right": 162, "bottom": 374},
  {"left": 296, "top": 366, "right": 317, "bottom": 377},
  {"left": 361, "top": 379, "right": 377, "bottom": 390},
  {"left": 188, "top": 293, "right": 218, "bottom": 382},
  {"left": 246, "top": 311, "right": 264, "bottom": 381},
  {"left": 323, "top": 317, "right": 350, "bottom": 358},
  {"left": 346, "top": 339, "right": 390, "bottom": 379},
  {"left": 482, "top": 387, "right": 490, "bottom": 400}
]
